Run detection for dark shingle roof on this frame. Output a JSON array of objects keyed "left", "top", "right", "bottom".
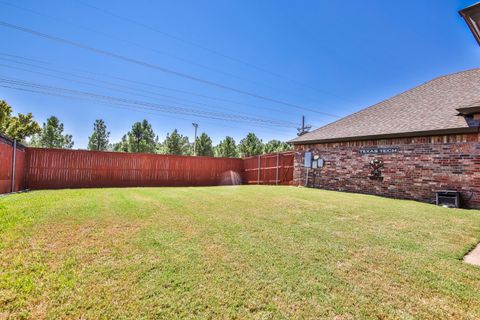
[{"left": 290, "top": 69, "right": 480, "bottom": 144}]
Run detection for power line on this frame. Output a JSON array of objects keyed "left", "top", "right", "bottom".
[
  {"left": 2, "top": 52, "right": 322, "bottom": 120},
  {"left": 0, "top": 21, "right": 340, "bottom": 118},
  {"left": 0, "top": 59, "right": 304, "bottom": 137},
  {"left": 0, "top": 61, "right": 299, "bottom": 127},
  {"left": 0, "top": 81, "right": 296, "bottom": 137},
  {"left": 0, "top": 55, "right": 315, "bottom": 137},
  {"left": 0, "top": 60, "right": 249, "bottom": 118},
  {"left": 0, "top": 54, "right": 316, "bottom": 121},
  {"left": 0, "top": 0, "right": 336, "bottom": 104},
  {"left": 0, "top": 77, "right": 298, "bottom": 128},
  {"left": 0, "top": 61, "right": 261, "bottom": 119},
  {"left": 77, "top": 0, "right": 349, "bottom": 102},
  {"left": 0, "top": 83, "right": 292, "bottom": 137}
]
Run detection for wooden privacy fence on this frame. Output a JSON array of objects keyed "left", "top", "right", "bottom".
[
  {"left": 25, "top": 148, "right": 244, "bottom": 189},
  {"left": 0, "top": 135, "right": 294, "bottom": 192},
  {"left": 0, "top": 135, "right": 26, "bottom": 193},
  {"left": 243, "top": 152, "right": 294, "bottom": 185}
]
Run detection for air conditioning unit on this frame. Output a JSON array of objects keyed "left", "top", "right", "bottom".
[{"left": 436, "top": 190, "right": 461, "bottom": 208}]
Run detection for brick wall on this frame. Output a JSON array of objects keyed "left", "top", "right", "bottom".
[{"left": 293, "top": 133, "right": 480, "bottom": 208}]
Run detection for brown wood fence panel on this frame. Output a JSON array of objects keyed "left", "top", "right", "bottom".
[
  {"left": 243, "top": 152, "right": 294, "bottom": 185},
  {"left": 0, "top": 143, "right": 294, "bottom": 192},
  {"left": 25, "top": 148, "right": 244, "bottom": 190},
  {"left": 0, "top": 136, "right": 26, "bottom": 193}
]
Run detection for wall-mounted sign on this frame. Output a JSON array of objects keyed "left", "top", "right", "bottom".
[{"left": 359, "top": 147, "right": 399, "bottom": 155}]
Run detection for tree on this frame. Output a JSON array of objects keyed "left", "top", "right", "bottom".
[
  {"left": 0, "top": 100, "right": 10, "bottom": 127},
  {"left": 156, "top": 140, "right": 167, "bottom": 154},
  {"left": 127, "top": 120, "right": 158, "bottom": 153},
  {"left": 215, "top": 136, "right": 238, "bottom": 158},
  {"left": 88, "top": 119, "right": 110, "bottom": 151},
  {"left": 0, "top": 100, "right": 41, "bottom": 141},
  {"left": 31, "top": 116, "right": 74, "bottom": 149},
  {"left": 113, "top": 134, "right": 129, "bottom": 152},
  {"left": 264, "top": 139, "right": 292, "bottom": 154},
  {"left": 163, "top": 129, "right": 191, "bottom": 155},
  {"left": 195, "top": 132, "right": 214, "bottom": 156},
  {"left": 238, "top": 133, "right": 263, "bottom": 157}
]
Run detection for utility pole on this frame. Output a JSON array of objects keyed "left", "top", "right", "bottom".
[
  {"left": 192, "top": 123, "right": 198, "bottom": 156},
  {"left": 297, "top": 115, "right": 312, "bottom": 136}
]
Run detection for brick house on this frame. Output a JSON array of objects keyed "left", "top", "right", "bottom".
[{"left": 289, "top": 69, "right": 480, "bottom": 208}]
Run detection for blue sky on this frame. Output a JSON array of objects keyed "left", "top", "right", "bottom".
[{"left": 0, "top": 0, "right": 479, "bottom": 148}]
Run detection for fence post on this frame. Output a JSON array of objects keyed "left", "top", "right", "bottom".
[
  {"left": 257, "top": 155, "right": 261, "bottom": 185},
  {"left": 276, "top": 153, "right": 280, "bottom": 185},
  {"left": 11, "top": 139, "right": 16, "bottom": 193}
]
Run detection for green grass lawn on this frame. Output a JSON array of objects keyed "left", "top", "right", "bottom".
[{"left": 1, "top": 186, "right": 480, "bottom": 319}]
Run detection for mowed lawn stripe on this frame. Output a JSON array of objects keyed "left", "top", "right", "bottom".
[{"left": 1, "top": 186, "right": 480, "bottom": 319}]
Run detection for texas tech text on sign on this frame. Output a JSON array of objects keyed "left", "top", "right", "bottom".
[{"left": 358, "top": 147, "right": 400, "bottom": 155}]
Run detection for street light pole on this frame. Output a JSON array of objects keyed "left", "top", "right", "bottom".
[{"left": 192, "top": 123, "right": 198, "bottom": 156}]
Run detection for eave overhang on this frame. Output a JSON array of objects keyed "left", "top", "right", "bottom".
[{"left": 289, "top": 127, "right": 480, "bottom": 145}]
